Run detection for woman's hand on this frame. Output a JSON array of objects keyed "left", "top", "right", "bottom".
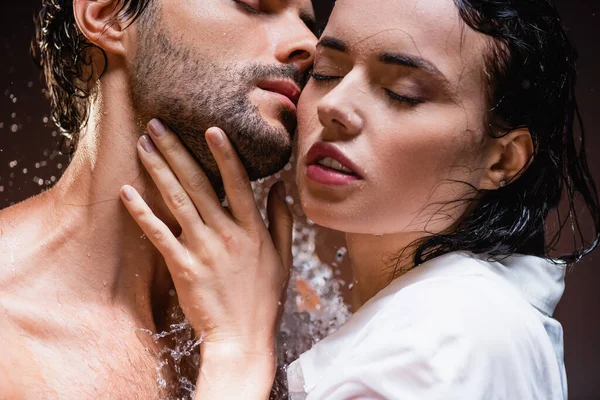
[{"left": 119, "top": 119, "right": 293, "bottom": 398}]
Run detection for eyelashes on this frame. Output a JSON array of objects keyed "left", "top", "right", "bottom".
[
  {"left": 232, "top": 0, "right": 260, "bottom": 14},
  {"left": 384, "top": 88, "right": 424, "bottom": 105},
  {"left": 309, "top": 71, "right": 424, "bottom": 106},
  {"left": 309, "top": 71, "right": 341, "bottom": 81}
]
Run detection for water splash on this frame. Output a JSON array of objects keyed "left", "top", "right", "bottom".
[
  {"left": 251, "top": 178, "right": 352, "bottom": 399},
  {"left": 136, "top": 308, "right": 203, "bottom": 399},
  {"left": 135, "top": 178, "right": 351, "bottom": 399}
]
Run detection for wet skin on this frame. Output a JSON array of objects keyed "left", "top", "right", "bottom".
[{"left": 0, "top": 0, "right": 316, "bottom": 397}]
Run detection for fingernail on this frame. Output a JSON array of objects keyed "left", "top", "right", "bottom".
[
  {"left": 122, "top": 185, "right": 136, "bottom": 201},
  {"left": 207, "top": 128, "right": 225, "bottom": 147},
  {"left": 148, "top": 119, "right": 166, "bottom": 137},
  {"left": 140, "top": 135, "right": 155, "bottom": 153},
  {"left": 276, "top": 183, "right": 287, "bottom": 200}
]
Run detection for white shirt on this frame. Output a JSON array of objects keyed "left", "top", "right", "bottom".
[{"left": 287, "top": 251, "right": 567, "bottom": 400}]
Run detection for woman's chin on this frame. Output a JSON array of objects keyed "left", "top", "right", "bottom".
[
  {"left": 299, "top": 194, "right": 361, "bottom": 234},
  {"left": 298, "top": 173, "right": 376, "bottom": 234}
]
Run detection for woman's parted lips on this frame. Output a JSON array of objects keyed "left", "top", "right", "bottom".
[
  {"left": 305, "top": 141, "right": 364, "bottom": 179},
  {"left": 257, "top": 80, "right": 301, "bottom": 105}
]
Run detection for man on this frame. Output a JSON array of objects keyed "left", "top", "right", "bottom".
[{"left": 0, "top": 0, "right": 316, "bottom": 397}]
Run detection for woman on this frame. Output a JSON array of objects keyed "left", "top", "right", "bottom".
[{"left": 120, "top": 0, "right": 599, "bottom": 398}]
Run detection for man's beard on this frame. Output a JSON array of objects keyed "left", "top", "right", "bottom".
[{"left": 130, "top": 11, "right": 302, "bottom": 185}]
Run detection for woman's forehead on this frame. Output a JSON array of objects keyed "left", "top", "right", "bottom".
[{"left": 324, "top": 0, "right": 490, "bottom": 82}]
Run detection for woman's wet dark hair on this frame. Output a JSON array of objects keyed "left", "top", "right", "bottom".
[
  {"left": 31, "top": 0, "right": 152, "bottom": 150},
  {"left": 411, "top": 0, "right": 600, "bottom": 267}
]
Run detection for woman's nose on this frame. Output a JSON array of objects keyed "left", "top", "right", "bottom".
[{"left": 317, "top": 86, "right": 363, "bottom": 138}]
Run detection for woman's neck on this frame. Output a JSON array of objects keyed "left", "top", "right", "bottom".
[{"left": 345, "top": 231, "right": 424, "bottom": 311}]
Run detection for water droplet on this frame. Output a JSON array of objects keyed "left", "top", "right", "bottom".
[
  {"left": 336, "top": 247, "right": 347, "bottom": 263},
  {"left": 10, "top": 124, "right": 17, "bottom": 133}
]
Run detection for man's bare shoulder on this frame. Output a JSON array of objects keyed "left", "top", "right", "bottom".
[
  {"left": 0, "top": 313, "right": 32, "bottom": 400},
  {"left": 0, "top": 364, "right": 21, "bottom": 400},
  {"left": 0, "top": 194, "right": 52, "bottom": 282},
  {"left": 0, "top": 348, "right": 24, "bottom": 400}
]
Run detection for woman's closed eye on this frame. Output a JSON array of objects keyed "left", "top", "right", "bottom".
[
  {"left": 309, "top": 70, "right": 342, "bottom": 82},
  {"left": 384, "top": 88, "right": 424, "bottom": 106},
  {"left": 232, "top": 0, "right": 261, "bottom": 14},
  {"left": 310, "top": 70, "right": 424, "bottom": 106}
]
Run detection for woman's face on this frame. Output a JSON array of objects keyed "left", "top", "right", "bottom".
[{"left": 296, "top": 0, "right": 495, "bottom": 236}]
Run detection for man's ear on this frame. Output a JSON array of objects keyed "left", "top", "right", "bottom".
[
  {"left": 73, "top": 0, "right": 127, "bottom": 56},
  {"left": 479, "top": 128, "right": 535, "bottom": 190}
]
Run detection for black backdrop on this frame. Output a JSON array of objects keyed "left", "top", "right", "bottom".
[{"left": 1, "top": 1, "right": 598, "bottom": 398}]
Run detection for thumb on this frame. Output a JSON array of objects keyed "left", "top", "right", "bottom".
[{"left": 267, "top": 182, "right": 293, "bottom": 273}]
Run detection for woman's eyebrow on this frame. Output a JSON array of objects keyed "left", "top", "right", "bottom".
[{"left": 379, "top": 52, "right": 442, "bottom": 76}]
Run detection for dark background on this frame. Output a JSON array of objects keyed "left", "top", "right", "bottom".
[{"left": 1, "top": 1, "right": 598, "bottom": 398}]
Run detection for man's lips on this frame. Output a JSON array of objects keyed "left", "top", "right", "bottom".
[
  {"left": 306, "top": 142, "right": 363, "bottom": 179},
  {"left": 257, "top": 80, "right": 301, "bottom": 109}
]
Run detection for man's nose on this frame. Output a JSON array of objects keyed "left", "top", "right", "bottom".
[{"left": 274, "top": 21, "right": 317, "bottom": 74}]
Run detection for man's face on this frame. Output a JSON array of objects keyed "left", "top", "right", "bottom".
[{"left": 130, "top": 0, "right": 317, "bottom": 182}]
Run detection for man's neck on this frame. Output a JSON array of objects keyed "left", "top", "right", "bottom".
[{"left": 1, "top": 71, "right": 178, "bottom": 330}]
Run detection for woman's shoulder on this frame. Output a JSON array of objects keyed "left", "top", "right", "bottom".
[
  {"left": 353, "top": 253, "right": 564, "bottom": 367},
  {"left": 372, "top": 250, "right": 565, "bottom": 324},
  {"left": 373, "top": 273, "right": 545, "bottom": 343}
]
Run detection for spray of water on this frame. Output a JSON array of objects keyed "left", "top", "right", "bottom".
[{"left": 133, "top": 173, "right": 351, "bottom": 399}]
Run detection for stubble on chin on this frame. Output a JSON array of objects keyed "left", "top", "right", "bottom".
[{"left": 130, "top": 8, "right": 298, "bottom": 184}]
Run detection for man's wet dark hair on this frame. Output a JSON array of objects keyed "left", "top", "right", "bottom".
[
  {"left": 411, "top": 0, "right": 600, "bottom": 268},
  {"left": 31, "top": 0, "right": 152, "bottom": 150}
]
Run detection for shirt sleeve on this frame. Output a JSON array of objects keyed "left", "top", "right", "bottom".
[{"left": 304, "top": 276, "right": 562, "bottom": 400}]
